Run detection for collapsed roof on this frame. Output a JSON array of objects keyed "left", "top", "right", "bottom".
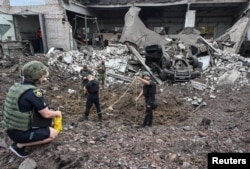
[
  {"left": 215, "top": 7, "right": 250, "bottom": 55},
  {"left": 119, "top": 6, "right": 169, "bottom": 48},
  {"left": 215, "top": 16, "right": 250, "bottom": 54}
]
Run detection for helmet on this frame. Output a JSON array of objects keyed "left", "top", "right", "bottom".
[
  {"left": 142, "top": 71, "right": 150, "bottom": 77},
  {"left": 22, "top": 60, "right": 48, "bottom": 80}
]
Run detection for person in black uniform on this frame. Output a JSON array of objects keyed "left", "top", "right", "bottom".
[
  {"left": 2, "top": 60, "right": 62, "bottom": 158},
  {"left": 83, "top": 75, "right": 102, "bottom": 121},
  {"left": 135, "top": 71, "right": 157, "bottom": 127}
]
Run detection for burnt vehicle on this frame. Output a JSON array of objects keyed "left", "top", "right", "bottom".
[{"left": 144, "top": 43, "right": 201, "bottom": 83}]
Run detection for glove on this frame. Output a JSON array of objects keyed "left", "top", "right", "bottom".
[{"left": 53, "top": 116, "right": 63, "bottom": 133}]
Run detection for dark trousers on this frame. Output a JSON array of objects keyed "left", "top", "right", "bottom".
[
  {"left": 98, "top": 74, "right": 105, "bottom": 87},
  {"left": 38, "top": 38, "right": 43, "bottom": 53},
  {"left": 142, "top": 101, "right": 153, "bottom": 126},
  {"left": 84, "top": 96, "right": 101, "bottom": 118}
]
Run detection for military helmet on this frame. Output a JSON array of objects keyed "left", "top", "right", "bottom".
[
  {"left": 22, "top": 60, "right": 48, "bottom": 80},
  {"left": 142, "top": 71, "right": 150, "bottom": 77}
]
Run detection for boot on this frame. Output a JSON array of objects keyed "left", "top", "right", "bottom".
[
  {"left": 84, "top": 115, "right": 89, "bottom": 121},
  {"left": 98, "top": 114, "right": 102, "bottom": 121}
]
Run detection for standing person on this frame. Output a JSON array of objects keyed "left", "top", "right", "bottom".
[
  {"left": 2, "top": 60, "right": 62, "bottom": 158},
  {"left": 79, "top": 65, "right": 92, "bottom": 98},
  {"left": 135, "top": 71, "right": 157, "bottom": 127},
  {"left": 83, "top": 75, "right": 102, "bottom": 121},
  {"left": 36, "top": 27, "right": 43, "bottom": 53},
  {"left": 95, "top": 60, "right": 106, "bottom": 89}
]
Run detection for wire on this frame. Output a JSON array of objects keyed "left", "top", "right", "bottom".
[
  {"left": 102, "top": 77, "right": 137, "bottom": 113},
  {"left": 87, "top": 76, "right": 140, "bottom": 121},
  {"left": 135, "top": 77, "right": 138, "bottom": 122}
]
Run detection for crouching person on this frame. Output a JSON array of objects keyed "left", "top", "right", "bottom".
[{"left": 2, "top": 60, "right": 62, "bottom": 158}]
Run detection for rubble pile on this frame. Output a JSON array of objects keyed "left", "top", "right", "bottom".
[
  {"left": 193, "top": 51, "right": 250, "bottom": 95},
  {"left": 46, "top": 45, "right": 133, "bottom": 85},
  {"left": 46, "top": 42, "right": 250, "bottom": 89}
]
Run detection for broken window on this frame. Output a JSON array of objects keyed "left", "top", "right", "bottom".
[{"left": 0, "top": 24, "right": 11, "bottom": 39}]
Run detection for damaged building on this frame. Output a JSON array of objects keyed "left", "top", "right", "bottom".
[
  {"left": 1, "top": 2, "right": 250, "bottom": 168},
  {"left": 0, "top": 0, "right": 249, "bottom": 55}
]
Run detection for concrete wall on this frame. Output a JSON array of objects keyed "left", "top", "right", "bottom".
[{"left": 46, "top": 17, "right": 72, "bottom": 51}]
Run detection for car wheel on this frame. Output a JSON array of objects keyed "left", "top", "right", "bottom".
[
  {"left": 188, "top": 56, "right": 199, "bottom": 69},
  {"left": 159, "top": 68, "right": 174, "bottom": 80},
  {"left": 160, "top": 54, "right": 171, "bottom": 69}
]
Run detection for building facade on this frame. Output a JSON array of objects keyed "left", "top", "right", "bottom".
[{"left": 0, "top": 0, "right": 249, "bottom": 53}]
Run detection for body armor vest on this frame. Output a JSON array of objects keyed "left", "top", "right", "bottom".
[{"left": 2, "top": 83, "right": 36, "bottom": 131}]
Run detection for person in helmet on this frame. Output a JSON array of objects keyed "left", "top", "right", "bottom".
[
  {"left": 79, "top": 65, "right": 92, "bottom": 98},
  {"left": 2, "top": 60, "right": 62, "bottom": 158},
  {"left": 135, "top": 71, "right": 157, "bottom": 127}
]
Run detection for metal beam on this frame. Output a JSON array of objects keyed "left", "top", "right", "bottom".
[{"left": 107, "top": 73, "right": 133, "bottom": 82}]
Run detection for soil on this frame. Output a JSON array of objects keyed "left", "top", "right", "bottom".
[{"left": 0, "top": 55, "right": 250, "bottom": 169}]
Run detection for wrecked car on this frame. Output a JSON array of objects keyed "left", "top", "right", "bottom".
[{"left": 144, "top": 44, "right": 201, "bottom": 83}]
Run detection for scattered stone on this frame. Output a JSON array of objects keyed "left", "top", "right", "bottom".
[
  {"left": 201, "top": 118, "right": 211, "bottom": 126},
  {"left": 18, "top": 158, "right": 37, "bottom": 169}
]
